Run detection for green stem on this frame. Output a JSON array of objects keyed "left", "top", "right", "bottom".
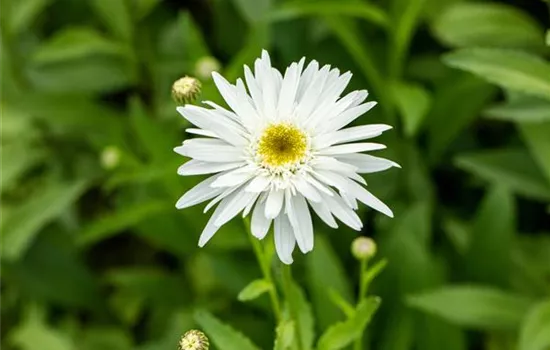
[
  {"left": 281, "top": 264, "right": 304, "bottom": 350},
  {"left": 243, "top": 218, "right": 282, "bottom": 321},
  {"left": 354, "top": 259, "right": 369, "bottom": 350}
]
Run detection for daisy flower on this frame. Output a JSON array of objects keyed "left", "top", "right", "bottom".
[{"left": 175, "top": 50, "right": 398, "bottom": 264}]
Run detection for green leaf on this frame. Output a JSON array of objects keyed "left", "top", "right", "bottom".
[
  {"left": 274, "top": 320, "right": 295, "bottom": 350},
  {"left": 455, "top": 149, "right": 550, "bottom": 201},
  {"left": 32, "top": 27, "right": 128, "bottom": 65},
  {"left": 194, "top": 310, "right": 260, "bottom": 350},
  {"left": 231, "top": 0, "right": 271, "bottom": 24},
  {"left": 519, "top": 122, "right": 550, "bottom": 185},
  {"left": 432, "top": 3, "right": 544, "bottom": 51},
  {"left": 134, "top": 0, "right": 161, "bottom": 20},
  {"left": 0, "top": 142, "right": 43, "bottom": 192},
  {"left": 443, "top": 48, "right": 550, "bottom": 100},
  {"left": 518, "top": 299, "right": 550, "bottom": 350},
  {"left": 484, "top": 95, "right": 550, "bottom": 123},
  {"left": 546, "top": 30, "right": 550, "bottom": 46},
  {"left": 81, "top": 328, "right": 133, "bottom": 350},
  {"left": 1, "top": 180, "right": 88, "bottom": 261},
  {"left": 407, "top": 286, "right": 533, "bottom": 329},
  {"left": 77, "top": 201, "right": 169, "bottom": 246},
  {"left": 237, "top": 279, "right": 272, "bottom": 302},
  {"left": 363, "top": 259, "right": 388, "bottom": 288},
  {"left": 327, "top": 289, "right": 355, "bottom": 318},
  {"left": 90, "top": 0, "right": 133, "bottom": 41},
  {"left": 317, "top": 297, "right": 381, "bottom": 350},
  {"left": 289, "top": 282, "right": 315, "bottom": 350},
  {"left": 392, "top": 81, "right": 432, "bottom": 137},
  {"left": 306, "top": 235, "right": 353, "bottom": 331},
  {"left": 7, "top": 0, "right": 52, "bottom": 36},
  {"left": 464, "top": 186, "right": 515, "bottom": 287},
  {"left": 270, "top": 1, "right": 389, "bottom": 28}
]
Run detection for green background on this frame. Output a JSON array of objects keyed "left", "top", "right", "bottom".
[{"left": 1, "top": 0, "right": 549, "bottom": 349}]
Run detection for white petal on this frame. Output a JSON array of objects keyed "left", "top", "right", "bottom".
[
  {"left": 214, "top": 190, "right": 258, "bottom": 226},
  {"left": 324, "top": 101, "right": 377, "bottom": 132},
  {"left": 174, "top": 139, "right": 243, "bottom": 162},
  {"left": 296, "top": 65, "right": 330, "bottom": 121},
  {"left": 296, "top": 60, "right": 319, "bottom": 102},
  {"left": 307, "top": 90, "right": 368, "bottom": 130},
  {"left": 322, "top": 189, "right": 363, "bottom": 230},
  {"left": 274, "top": 213, "right": 295, "bottom": 264},
  {"left": 312, "top": 156, "right": 358, "bottom": 174},
  {"left": 186, "top": 128, "right": 218, "bottom": 138},
  {"left": 198, "top": 193, "right": 236, "bottom": 247},
  {"left": 178, "top": 160, "right": 244, "bottom": 176},
  {"left": 277, "top": 62, "right": 300, "bottom": 117},
  {"left": 243, "top": 191, "right": 261, "bottom": 217},
  {"left": 313, "top": 170, "right": 351, "bottom": 193},
  {"left": 336, "top": 153, "right": 401, "bottom": 173},
  {"left": 175, "top": 174, "right": 225, "bottom": 209},
  {"left": 211, "top": 166, "right": 254, "bottom": 188},
  {"left": 177, "top": 105, "right": 246, "bottom": 145},
  {"left": 244, "top": 65, "right": 264, "bottom": 117},
  {"left": 317, "top": 142, "right": 386, "bottom": 156},
  {"left": 265, "top": 189, "right": 284, "bottom": 219},
  {"left": 286, "top": 193, "right": 314, "bottom": 253},
  {"left": 202, "top": 101, "right": 241, "bottom": 123},
  {"left": 251, "top": 196, "right": 272, "bottom": 239},
  {"left": 204, "top": 186, "right": 240, "bottom": 213},
  {"left": 246, "top": 175, "right": 271, "bottom": 192},
  {"left": 308, "top": 198, "right": 338, "bottom": 228},
  {"left": 304, "top": 173, "right": 334, "bottom": 196},
  {"left": 314, "top": 124, "right": 392, "bottom": 148},
  {"left": 345, "top": 181, "right": 394, "bottom": 217},
  {"left": 340, "top": 191, "right": 358, "bottom": 210},
  {"left": 293, "top": 175, "right": 321, "bottom": 202}
]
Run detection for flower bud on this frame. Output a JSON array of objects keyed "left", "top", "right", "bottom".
[
  {"left": 179, "top": 330, "right": 209, "bottom": 350},
  {"left": 172, "top": 76, "right": 201, "bottom": 105},
  {"left": 351, "top": 236, "right": 376, "bottom": 260},
  {"left": 100, "top": 146, "right": 121, "bottom": 170},
  {"left": 195, "top": 56, "right": 221, "bottom": 80}
]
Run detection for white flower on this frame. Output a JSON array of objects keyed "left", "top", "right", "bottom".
[{"left": 175, "top": 50, "right": 399, "bottom": 264}]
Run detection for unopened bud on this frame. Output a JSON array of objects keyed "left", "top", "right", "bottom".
[
  {"left": 179, "top": 330, "right": 209, "bottom": 350},
  {"left": 351, "top": 237, "right": 377, "bottom": 260},
  {"left": 172, "top": 76, "right": 201, "bottom": 105},
  {"left": 195, "top": 56, "right": 221, "bottom": 80},
  {"left": 100, "top": 146, "right": 121, "bottom": 170}
]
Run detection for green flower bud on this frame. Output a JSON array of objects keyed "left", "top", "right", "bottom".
[
  {"left": 195, "top": 56, "right": 221, "bottom": 80},
  {"left": 351, "top": 236, "right": 377, "bottom": 260},
  {"left": 179, "top": 330, "right": 209, "bottom": 350},
  {"left": 100, "top": 145, "right": 121, "bottom": 170},
  {"left": 172, "top": 76, "right": 202, "bottom": 105}
]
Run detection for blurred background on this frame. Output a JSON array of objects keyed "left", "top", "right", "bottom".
[{"left": 1, "top": 0, "right": 549, "bottom": 349}]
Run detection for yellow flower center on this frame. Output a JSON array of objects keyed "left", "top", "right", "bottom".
[{"left": 257, "top": 123, "right": 308, "bottom": 167}]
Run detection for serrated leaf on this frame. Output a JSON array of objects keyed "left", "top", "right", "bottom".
[
  {"left": 392, "top": 81, "right": 432, "bottom": 137},
  {"left": 317, "top": 297, "right": 381, "bottom": 350},
  {"left": 194, "top": 310, "right": 260, "bottom": 350},
  {"left": 274, "top": 320, "right": 295, "bottom": 350},
  {"left": 443, "top": 48, "right": 550, "bottom": 100},
  {"left": 519, "top": 122, "right": 550, "bottom": 184},
  {"left": 237, "top": 279, "right": 272, "bottom": 302},
  {"left": 432, "top": 3, "right": 544, "bottom": 51},
  {"left": 407, "top": 286, "right": 532, "bottom": 329},
  {"left": 1, "top": 180, "right": 88, "bottom": 261},
  {"left": 289, "top": 283, "right": 315, "bottom": 350},
  {"left": 484, "top": 95, "right": 550, "bottom": 123},
  {"left": 90, "top": 0, "right": 132, "bottom": 41},
  {"left": 518, "top": 299, "right": 550, "bottom": 350},
  {"left": 455, "top": 149, "right": 550, "bottom": 201}
]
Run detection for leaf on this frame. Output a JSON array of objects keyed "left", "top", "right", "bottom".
[
  {"left": 306, "top": 235, "right": 354, "bottom": 331},
  {"left": 464, "top": 185, "right": 515, "bottom": 287},
  {"left": 432, "top": 3, "right": 544, "bottom": 51},
  {"left": 0, "top": 142, "right": 44, "bottom": 192},
  {"left": 237, "top": 279, "right": 272, "bottom": 302},
  {"left": 518, "top": 299, "right": 550, "bottom": 350},
  {"left": 546, "top": 30, "right": 550, "bottom": 46},
  {"left": 443, "top": 48, "right": 550, "bottom": 100},
  {"left": 32, "top": 27, "right": 128, "bottom": 65},
  {"left": 7, "top": 0, "right": 52, "bottom": 36},
  {"left": 270, "top": 1, "right": 389, "bottom": 28},
  {"left": 392, "top": 81, "right": 432, "bottom": 137},
  {"left": 317, "top": 297, "right": 381, "bottom": 350},
  {"left": 407, "top": 286, "right": 533, "bottom": 329},
  {"left": 81, "top": 328, "right": 133, "bottom": 350},
  {"left": 90, "top": 0, "right": 132, "bottom": 41},
  {"left": 194, "top": 310, "right": 261, "bottom": 350},
  {"left": 231, "top": 0, "right": 272, "bottom": 24},
  {"left": 327, "top": 289, "right": 355, "bottom": 318},
  {"left": 363, "top": 259, "right": 388, "bottom": 287},
  {"left": 1, "top": 179, "right": 88, "bottom": 261},
  {"left": 274, "top": 320, "right": 295, "bottom": 350},
  {"left": 134, "top": 0, "right": 161, "bottom": 20},
  {"left": 77, "top": 201, "right": 169, "bottom": 246},
  {"left": 455, "top": 149, "right": 550, "bottom": 201},
  {"left": 289, "top": 283, "right": 315, "bottom": 350},
  {"left": 484, "top": 95, "right": 550, "bottom": 123},
  {"left": 519, "top": 122, "right": 550, "bottom": 184}
]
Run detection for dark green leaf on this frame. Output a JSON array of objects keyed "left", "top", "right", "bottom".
[
  {"left": 392, "top": 81, "right": 432, "bottom": 137},
  {"left": 519, "top": 122, "right": 550, "bottom": 184},
  {"left": 194, "top": 310, "right": 261, "bottom": 350},
  {"left": 0, "top": 142, "right": 44, "bottom": 192},
  {"left": 237, "top": 279, "right": 272, "bottom": 302},
  {"left": 518, "top": 299, "right": 550, "bottom": 350}
]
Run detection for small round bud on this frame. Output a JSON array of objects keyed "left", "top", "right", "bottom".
[
  {"left": 194, "top": 56, "right": 221, "bottom": 80},
  {"left": 351, "top": 237, "right": 377, "bottom": 260},
  {"left": 100, "top": 146, "right": 121, "bottom": 170},
  {"left": 172, "top": 76, "right": 202, "bottom": 105},
  {"left": 179, "top": 330, "right": 209, "bottom": 350}
]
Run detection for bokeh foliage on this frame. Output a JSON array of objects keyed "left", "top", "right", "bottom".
[{"left": 1, "top": 0, "right": 549, "bottom": 349}]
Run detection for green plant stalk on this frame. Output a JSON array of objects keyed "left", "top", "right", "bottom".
[
  {"left": 354, "top": 258, "right": 369, "bottom": 350},
  {"left": 243, "top": 218, "right": 282, "bottom": 321},
  {"left": 281, "top": 264, "right": 304, "bottom": 350}
]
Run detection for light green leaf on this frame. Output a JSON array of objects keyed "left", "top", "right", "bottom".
[
  {"left": 289, "top": 283, "right": 315, "bottom": 350},
  {"left": 327, "top": 289, "right": 355, "bottom": 318},
  {"left": 443, "top": 48, "right": 550, "bottom": 100},
  {"left": 484, "top": 95, "right": 550, "bottom": 123},
  {"left": 407, "top": 286, "right": 533, "bottom": 329},
  {"left": 519, "top": 122, "right": 550, "bottom": 184},
  {"left": 317, "top": 297, "right": 381, "bottom": 350},
  {"left": 77, "top": 201, "right": 169, "bottom": 246},
  {"left": 363, "top": 259, "right": 388, "bottom": 288},
  {"left": 519, "top": 300, "right": 550, "bottom": 350},
  {"left": 232, "top": 0, "right": 271, "bottom": 23},
  {"left": 237, "top": 279, "right": 272, "bottom": 302},
  {"left": 90, "top": 0, "right": 132, "bottom": 41},
  {"left": 274, "top": 320, "right": 295, "bottom": 350},
  {"left": 194, "top": 310, "right": 260, "bottom": 350},
  {"left": 32, "top": 27, "right": 127, "bottom": 65},
  {"left": 392, "top": 81, "right": 432, "bottom": 137},
  {"left": 1, "top": 180, "right": 88, "bottom": 261},
  {"left": 7, "top": 0, "right": 52, "bottom": 36},
  {"left": 270, "top": 1, "right": 389, "bottom": 28},
  {"left": 455, "top": 149, "right": 550, "bottom": 201},
  {"left": 432, "top": 3, "right": 544, "bottom": 51}
]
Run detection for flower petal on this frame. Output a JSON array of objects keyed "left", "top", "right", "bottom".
[
  {"left": 251, "top": 195, "right": 272, "bottom": 239},
  {"left": 336, "top": 153, "right": 401, "bottom": 173},
  {"left": 286, "top": 192, "right": 314, "bottom": 253},
  {"left": 317, "top": 142, "right": 386, "bottom": 156},
  {"left": 308, "top": 198, "right": 338, "bottom": 228},
  {"left": 274, "top": 213, "right": 295, "bottom": 264},
  {"left": 176, "top": 173, "right": 225, "bottom": 209},
  {"left": 178, "top": 160, "right": 244, "bottom": 176},
  {"left": 265, "top": 189, "right": 285, "bottom": 219}
]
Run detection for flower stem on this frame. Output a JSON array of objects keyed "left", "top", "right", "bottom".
[
  {"left": 354, "top": 259, "right": 369, "bottom": 350},
  {"left": 243, "top": 218, "right": 282, "bottom": 321},
  {"left": 281, "top": 264, "right": 304, "bottom": 350}
]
